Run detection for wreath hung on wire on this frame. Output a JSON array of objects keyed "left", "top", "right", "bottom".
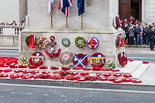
[
  {"left": 37, "top": 36, "right": 49, "bottom": 49},
  {"left": 30, "top": 52, "right": 45, "bottom": 67},
  {"left": 18, "top": 57, "right": 30, "bottom": 66},
  {"left": 75, "top": 36, "right": 87, "bottom": 48},
  {"left": 62, "top": 38, "right": 71, "bottom": 47},
  {"left": 105, "top": 61, "right": 115, "bottom": 70},
  {"left": 25, "top": 35, "right": 38, "bottom": 47}
]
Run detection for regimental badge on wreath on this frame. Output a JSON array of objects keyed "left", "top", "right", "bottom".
[
  {"left": 73, "top": 54, "right": 88, "bottom": 68},
  {"left": 59, "top": 50, "right": 73, "bottom": 67},
  {"left": 87, "top": 37, "right": 99, "bottom": 49},
  {"left": 90, "top": 53, "right": 106, "bottom": 68},
  {"left": 30, "top": 52, "right": 45, "bottom": 67}
]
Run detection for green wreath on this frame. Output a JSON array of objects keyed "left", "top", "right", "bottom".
[
  {"left": 25, "top": 36, "right": 38, "bottom": 46},
  {"left": 62, "top": 38, "right": 71, "bottom": 47},
  {"left": 18, "top": 57, "right": 30, "bottom": 66},
  {"left": 75, "top": 36, "right": 87, "bottom": 48},
  {"left": 105, "top": 61, "right": 115, "bottom": 70}
]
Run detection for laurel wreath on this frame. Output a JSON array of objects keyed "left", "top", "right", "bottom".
[
  {"left": 18, "top": 57, "right": 30, "bottom": 66},
  {"left": 75, "top": 36, "right": 87, "bottom": 48},
  {"left": 105, "top": 61, "right": 115, "bottom": 70},
  {"left": 62, "top": 38, "right": 71, "bottom": 47}
]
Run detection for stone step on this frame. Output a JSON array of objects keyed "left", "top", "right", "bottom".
[
  {"left": 118, "top": 61, "right": 142, "bottom": 74},
  {"left": 0, "top": 61, "right": 148, "bottom": 81},
  {"left": 131, "top": 63, "right": 151, "bottom": 79}
]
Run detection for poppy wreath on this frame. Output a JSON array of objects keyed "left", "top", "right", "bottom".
[
  {"left": 105, "top": 61, "right": 115, "bottom": 70},
  {"left": 45, "top": 36, "right": 61, "bottom": 58},
  {"left": 25, "top": 35, "right": 38, "bottom": 49},
  {"left": 87, "top": 37, "right": 99, "bottom": 49},
  {"left": 73, "top": 53, "right": 88, "bottom": 68},
  {"left": 37, "top": 36, "right": 49, "bottom": 49},
  {"left": 116, "top": 33, "right": 128, "bottom": 48},
  {"left": 90, "top": 53, "right": 106, "bottom": 68},
  {"left": 30, "top": 52, "right": 45, "bottom": 67},
  {"left": 59, "top": 50, "right": 73, "bottom": 67},
  {"left": 118, "top": 52, "right": 128, "bottom": 67},
  {"left": 75, "top": 36, "right": 87, "bottom": 48},
  {"left": 18, "top": 57, "right": 30, "bottom": 66}
]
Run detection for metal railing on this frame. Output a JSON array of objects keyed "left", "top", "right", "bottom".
[{"left": 0, "top": 25, "right": 25, "bottom": 36}]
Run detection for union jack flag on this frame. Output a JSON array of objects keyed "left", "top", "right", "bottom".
[{"left": 58, "top": 0, "right": 73, "bottom": 16}]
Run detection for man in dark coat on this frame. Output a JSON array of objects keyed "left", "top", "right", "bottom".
[{"left": 148, "top": 26, "right": 155, "bottom": 50}]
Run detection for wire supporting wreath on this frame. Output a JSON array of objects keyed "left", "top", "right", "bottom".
[
  {"left": 62, "top": 38, "right": 71, "bottom": 47},
  {"left": 37, "top": 36, "right": 49, "bottom": 49},
  {"left": 75, "top": 36, "right": 87, "bottom": 48},
  {"left": 105, "top": 61, "right": 115, "bottom": 70},
  {"left": 25, "top": 35, "right": 38, "bottom": 49},
  {"left": 18, "top": 57, "right": 30, "bottom": 66}
]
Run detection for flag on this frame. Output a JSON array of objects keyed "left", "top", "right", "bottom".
[
  {"left": 58, "top": 0, "right": 73, "bottom": 16},
  {"left": 48, "top": 0, "right": 54, "bottom": 14},
  {"left": 77, "top": 0, "right": 85, "bottom": 16}
]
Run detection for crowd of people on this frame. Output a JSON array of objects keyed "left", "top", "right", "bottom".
[
  {"left": 120, "top": 16, "right": 155, "bottom": 51},
  {"left": 0, "top": 20, "right": 25, "bottom": 26}
]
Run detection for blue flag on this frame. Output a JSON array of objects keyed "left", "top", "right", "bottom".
[
  {"left": 77, "top": 0, "right": 85, "bottom": 16},
  {"left": 59, "top": 0, "right": 73, "bottom": 16}
]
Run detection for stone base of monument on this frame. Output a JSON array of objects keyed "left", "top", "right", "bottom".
[
  {"left": 19, "top": 27, "right": 125, "bottom": 67},
  {"left": 0, "top": 60, "right": 150, "bottom": 84}
]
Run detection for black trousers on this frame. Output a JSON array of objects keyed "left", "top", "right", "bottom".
[
  {"left": 129, "top": 37, "right": 134, "bottom": 46},
  {"left": 150, "top": 38, "right": 154, "bottom": 50}
]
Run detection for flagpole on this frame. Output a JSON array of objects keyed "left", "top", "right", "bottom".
[
  {"left": 51, "top": 7, "right": 53, "bottom": 28},
  {"left": 66, "top": 16, "right": 68, "bottom": 28},
  {"left": 81, "top": 14, "right": 84, "bottom": 29}
]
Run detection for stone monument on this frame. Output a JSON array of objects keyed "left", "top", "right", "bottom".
[{"left": 19, "top": 0, "right": 123, "bottom": 67}]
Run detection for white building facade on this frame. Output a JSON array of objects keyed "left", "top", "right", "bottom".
[
  {"left": 119, "top": 0, "right": 155, "bottom": 22},
  {"left": 0, "top": 0, "right": 27, "bottom": 23}
]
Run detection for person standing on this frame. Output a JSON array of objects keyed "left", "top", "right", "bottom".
[
  {"left": 143, "top": 24, "right": 149, "bottom": 45},
  {"left": 129, "top": 25, "right": 135, "bottom": 47},
  {"left": 135, "top": 24, "right": 141, "bottom": 46},
  {"left": 122, "top": 23, "right": 129, "bottom": 44},
  {"left": 148, "top": 26, "right": 155, "bottom": 51}
]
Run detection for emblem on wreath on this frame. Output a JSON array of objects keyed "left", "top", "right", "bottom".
[
  {"left": 30, "top": 52, "right": 45, "bottom": 67},
  {"left": 90, "top": 53, "right": 106, "bottom": 68},
  {"left": 73, "top": 53, "right": 88, "bottom": 68},
  {"left": 87, "top": 37, "right": 99, "bottom": 49}
]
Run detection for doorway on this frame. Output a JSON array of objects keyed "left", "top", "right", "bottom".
[
  {"left": 119, "top": 0, "right": 142, "bottom": 21},
  {"left": 131, "top": 0, "right": 142, "bottom": 21}
]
